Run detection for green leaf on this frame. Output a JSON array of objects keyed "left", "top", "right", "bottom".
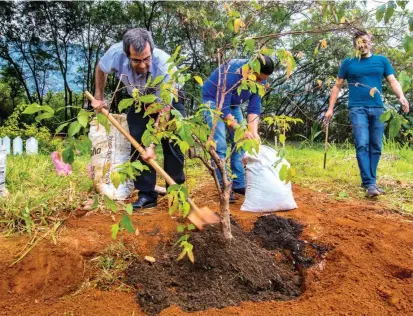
[
  {"left": 97, "top": 113, "right": 111, "bottom": 133},
  {"left": 244, "top": 37, "right": 255, "bottom": 53},
  {"left": 398, "top": 71, "right": 411, "bottom": 93},
  {"left": 389, "top": 116, "right": 402, "bottom": 138},
  {"left": 177, "top": 224, "right": 185, "bottom": 233},
  {"left": 139, "top": 94, "right": 158, "bottom": 103},
  {"left": 178, "top": 140, "right": 190, "bottom": 154},
  {"left": 125, "top": 203, "right": 133, "bottom": 215},
  {"left": 376, "top": 4, "right": 386, "bottom": 21},
  {"left": 22, "top": 104, "right": 42, "bottom": 114},
  {"left": 62, "top": 145, "right": 74, "bottom": 165},
  {"left": 260, "top": 47, "right": 274, "bottom": 56},
  {"left": 403, "top": 36, "right": 413, "bottom": 55},
  {"left": 141, "top": 130, "right": 153, "bottom": 147},
  {"left": 250, "top": 59, "right": 261, "bottom": 74},
  {"left": 75, "top": 135, "right": 92, "bottom": 153},
  {"left": 131, "top": 160, "right": 149, "bottom": 172},
  {"left": 120, "top": 214, "right": 135, "bottom": 233},
  {"left": 384, "top": 1, "right": 395, "bottom": 24},
  {"left": 143, "top": 103, "right": 163, "bottom": 118},
  {"left": 35, "top": 112, "right": 54, "bottom": 122},
  {"left": 248, "top": 81, "right": 257, "bottom": 94},
  {"left": 91, "top": 194, "right": 99, "bottom": 210},
  {"left": 279, "top": 134, "right": 286, "bottom": 145},
  {"left": 150, "top": 75, "right": 165, "bottom": 87},
  {"left": 397, "top": 1, "right": 407, "bottom": 9},
  {"left": 118, "top": 98, "right": 134, "bottom": 112},
  {"left": 111, "top": 223, "right": 119, "bottom": 240},
  {"left": 409, "top": 17, "right": 413, "bottom": 32},
  {"left": 68, "top": 121, "right": 82, "bottom": 137},
  {"left": 42, "top": 105, "right": 55, "bottom": 114},
  {"left": 104, "top": 195, "right": 118, "bottom": 213},
  {"left": 110, "top": 171, "right": 121, "bottom": 189},
  {"left": 234, "top": 126, "right": 244, "bottom": 142},
  {"left": 55, "top": 122, "right": 69, "bottom": 134},
  {"left": 187, "top": 224, "right": 196, "bottom": 230},
  {"left": 77, "top": 109, "right": 89, "bottom": 128},
  {"left": 279, "top": 164, "right": 288, "bottom": 181},
  {"left": 166, "top": 45, "right": 181, "bottom": 63},
  {"left": 183, "top": 201, "right": 190, "bottom": 217}
]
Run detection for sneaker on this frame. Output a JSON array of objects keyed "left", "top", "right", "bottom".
[
  {"left": 374, "top": 185, "right": 386, "bottom": 194},
  {"left": 366, "top": 185, "right": 380, "bottom": 198}
]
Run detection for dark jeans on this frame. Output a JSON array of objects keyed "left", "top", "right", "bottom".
[
  {"left": 127, "top": 101, "right": 185, "bottom": 200},
  {"left": 349, "top": 107, "right": 385, "bottom": 187}
]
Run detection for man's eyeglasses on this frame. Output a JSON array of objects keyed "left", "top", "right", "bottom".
[{"left": 129, "top": 56, "right": 152, "bottom": 65}]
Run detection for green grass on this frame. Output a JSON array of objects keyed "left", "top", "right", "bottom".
[
  {"left": 282, "top": 140, "right": 413, "bottom": 214},
  {"left": 2, "top": 140, "right": 412, "bottom": 236},
  {"left": 0, "top": 154, "right": 93, "bottom": 234}
]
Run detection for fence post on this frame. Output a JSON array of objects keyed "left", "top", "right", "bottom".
[
  {"left": 26, "top": 137, "right": 38, "bottom": 155},
  {"left": 13, "top": 137, "right": 23, "bottom": 156},
  {"left": 3, "top": 136, "right": 10, "bottom": 155}
]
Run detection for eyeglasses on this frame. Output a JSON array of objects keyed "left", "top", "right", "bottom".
[{"left": 129, "top": 56, "right": 152, "bottom": 65}]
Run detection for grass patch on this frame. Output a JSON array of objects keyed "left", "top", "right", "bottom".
[
  {"left": 282, "top": 140, "right": 413, "bottom": 214},
  {"left": 2, "top": 139, "right": 411, "bottom": 236},
  {"left": 0, "top": 154, "right": 93, "bottom": 234}
]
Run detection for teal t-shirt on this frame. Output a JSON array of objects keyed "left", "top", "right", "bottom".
[{"left": 338, "top": 54, "right": 395, "bottom": 108}]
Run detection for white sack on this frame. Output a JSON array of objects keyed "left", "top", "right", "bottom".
[
  {"left": 241, "top": 145, "right": 297, "bottom": 212},
  {"left": 88, "top": 114, "right": 134, "bottom": 200}
]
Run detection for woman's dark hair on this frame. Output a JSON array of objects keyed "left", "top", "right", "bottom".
[{"left": 259, "top": 55, "right": 275, "bottom": 75}]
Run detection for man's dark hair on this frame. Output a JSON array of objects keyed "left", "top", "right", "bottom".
[
  {"left": 259, "top": 55, "right": 275, "bottom": 75},
  {"left": 353, "top": 30, "right": 372, "bottom": 46},
  {"left": 123, "top": 28, "right": 155, "bottom": 56}
]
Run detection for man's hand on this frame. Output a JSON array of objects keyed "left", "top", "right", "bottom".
[
  {"left": 325, "top": 108, "right": 334, "bottom": 122},
  {"left": 400, "top": 96, "right": 410, "bottom": 113},
  {"left": 224, "top": 114, "right": 239, "bottom": 130},
  {"left": 155, "top": 105, "right": 171, "bottom": 129},
  {"left": 91, "top": 98, "right": 109, "bottom": 112},
  {"left": 243, "top": 131, "right": 260, "bottom": 140},
  {"left": 141, "top": 144, "right": 156, "bottom": 162}
]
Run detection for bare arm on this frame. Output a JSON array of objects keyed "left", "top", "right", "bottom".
[
  {"left": 386, "top": 74, "right": 409, "bottom": 113},
  {"left": 94, "top": 64, "right": 108, "bottom": 101},
  {"left": 247, "top": 113, "right": 260, "bottom": 138},
  {"left": 325, "top": 77, "right": 345, "bottom": 120}
]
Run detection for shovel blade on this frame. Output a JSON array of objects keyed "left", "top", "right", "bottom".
[{"left": 188, "top": 206, "right": 220, "bottom": 230}]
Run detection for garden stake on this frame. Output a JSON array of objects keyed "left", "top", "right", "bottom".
[
  {"left": 323, "top": 122, "right": 329, "bottom": 170},
  {"left": 85, "top": 91, "right": 220, "bottom": 230}
]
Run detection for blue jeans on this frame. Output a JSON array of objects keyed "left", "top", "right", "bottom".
[
  {"left": 349, "top": 107, "right": 385, "bottom": 187},
  {"left": 203, "top": 100, "right": 245, "bottom": 190}
]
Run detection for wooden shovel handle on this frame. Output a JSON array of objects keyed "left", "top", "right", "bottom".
[{"left": 84, "top": 91, "right": 176, "bottom": 186}]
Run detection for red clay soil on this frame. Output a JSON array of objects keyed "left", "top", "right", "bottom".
[{"left": 0, "top": 182, "right": 412, "bottom": 315}]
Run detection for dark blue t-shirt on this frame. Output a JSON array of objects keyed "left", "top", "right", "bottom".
[
  {"left": 202, "top": 59, "right": 264, "bottom": 117},
  {"left": 338, "top": 54, "right": 395, "bottom": 108}
]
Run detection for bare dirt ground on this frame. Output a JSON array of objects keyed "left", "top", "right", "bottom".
[{"left": 0, "top": 182, "right": 412, "bottom": 316}]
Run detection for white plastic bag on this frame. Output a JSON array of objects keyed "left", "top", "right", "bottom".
[
  {"left": 241, "top": 145, "right": 297, "bottom": 212},
  {"left": 88, "top": 114, "right": 134, "bottom": 200}
]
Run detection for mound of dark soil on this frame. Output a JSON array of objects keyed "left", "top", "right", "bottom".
[
  {"left": 250, "top": 215, "right": 306, "bottom": 260},
  {"left": 126, "top": 224, "right": 302, "bottom": 315},
  {"left": 250, "top": 215, "right": 328, "bottom": 266}
]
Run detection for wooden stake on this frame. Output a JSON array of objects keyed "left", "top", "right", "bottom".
[{"left": 323, "top": 122, "right": 329, "bottom": 170}]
